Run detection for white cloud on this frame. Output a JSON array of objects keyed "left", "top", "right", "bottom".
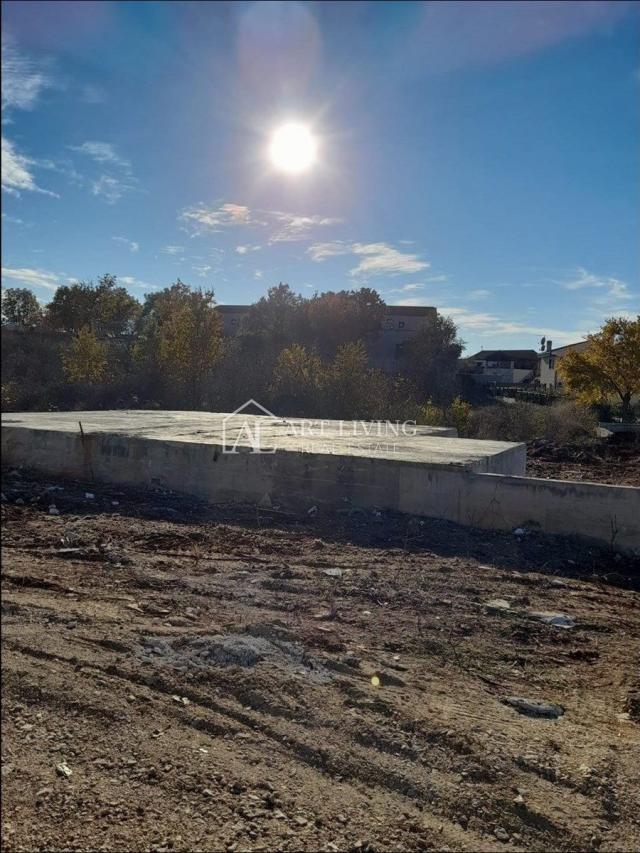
[
  {"left": 235, "top": 244, "right": 261, "bottom": 254},
  {"left": 308, "top": 240, "right": 429, "bottom": 278},
  {"left": 350, "top": 243, "right": 429, "bottom": 278},
  {"left": 385, "top": 283, "right": 425, "bottom": 294},
  {"left": 180, "top": 201, "right": 340, "bottom": 243},
  {"left": 468, "top": 289, "right": 491, "bottom": 300},
  {"left": 112, "top": 236, "right": 139, "bottom": 252},
  {"left": 180, "top": 202, "right": 255, "bottom": 235},
  {"left": 269, "top": 213, "right": 342, "bottom": 243},
  {"left": 307, "top": 241, "right": 351, "bottom": 262},
  {"left": 91, "top": 174, "right": 135, "bottom": 204},
  {"left": 1, "top": 212, "right": 25, "bottom": 225},
  {"left": 70, "top": 141, "right": 130, "bottom": 169},
  {"left": 254, "top": 270, "right": 263, "bottom": 279},
  {"left": 1, "top": 266, "right": 62, "bottom": 291},
  {"left": 161, "top": 245, "right": 185, "bottom": 255},
  {"left": 1, "top": 136, "right": 58, "bottom": 197},
  {"left": 193, "top": 264, "right": 212, "bottom": 277},
  {"left": 2, "top": 33, "right": 55, "bottom": 112}
]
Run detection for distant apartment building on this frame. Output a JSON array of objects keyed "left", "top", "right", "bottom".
[
  {"left": 216, "top": 303, "right": 436, "bottom": 372},
  {"left": 538, "top": 339, "right": 588, "bottom": 389},
  {"left": 461, "top": 349, "right": 539, "bottom": 386}
]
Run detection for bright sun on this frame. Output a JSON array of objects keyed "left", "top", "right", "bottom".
[{"left": 269, "top": 122, "right": 318, "bottom": 174}]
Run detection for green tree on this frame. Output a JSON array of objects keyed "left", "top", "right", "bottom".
[
  {"left": 46, "top": 274, "right": 140, "bottom": 336},
  {"left": 62, "top": 327, "right": 108, "bottom": 384},
  {"left": 271, "top": 344, "right": 325, "bottom": 415},
  {"left": 304, "top": 288, "right": 385, "bottom": 359},
  {"left": 135, "top": 281, "right": 224, "bottom": 407},
  {"left": 558, "top": 316, "right": 640, "bottom": 422},
  {"left": 1, "top": 288, "right": 43, "bottom": 327},
  {"left": 398, "top": 314, "right": 464, "bottom": 407},
  {"left": 325, "top": 340, "right": 390, "bottom": 420}
]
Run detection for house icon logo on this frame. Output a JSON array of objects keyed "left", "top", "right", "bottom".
[{"left": 221, "top": 399, "right": 281, "bottom": 454}]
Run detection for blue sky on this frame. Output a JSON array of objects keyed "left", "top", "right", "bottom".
[{"left": 2, "top": 0, "right": 639, "bottom": 353}]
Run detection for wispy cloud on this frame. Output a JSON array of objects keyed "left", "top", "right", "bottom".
[
  {"left": 1, "top": 212, "right": 25, "bottom": 225},
  {"left": 70, "top": 141, "right": 130, "bottom": 169},
  {"left": 235, "top": 244, "right": 261, "bottom": 254},
  {"left": 1, "top": 266, "right": 63, "bottom": 291},
  {"left": 307, "top": 241, "right": 351, "bottom": 262},
  {"left": 351, "top": 243, "right": 430, "bottom": 277},
  {"left": 563, "top": 267, "right": 631, "bottom": 300},
  {"left": 1, "top": 137, "right": 59, "bottom": 197},
  {"left": 385, "top": 283, "right": 425, "bottom": 295},
  {"left": 468, "top": 289, "right": 491, "bottom": 300},
  {"left": 2, "top": 33, "right": 55, "bottom": 113},
  {"left": 119, "top": 276, "right": 158, "bottom": 291},
  {"left": 193, "top": 264, "right": 212, "bottom": 277},
  {"left": 254, "top": 270, "right": 263, "bottom": 279},
  {"left": 161, "top": 245, "right": 185, "bottom": 255},
  {"left": 91, "top": 174, "right": 136, "bottom": 204},
  {"left": 70, "top": 141, "right": 137, "bottom": 203},
  {"left": 181, "top": 203, "right": 256, "bottom": 235},
  {"left": 180, "top": 201, "right": 340, "bottom": 243},
  {"left": 112, "top": 236, "right": 139, "bottom": 253},
  {"left": 308, "top": 240, "right": 429, "bottom": 278},
  {"left": 269, "top": 213, "right": 343, "bottom": 243}
]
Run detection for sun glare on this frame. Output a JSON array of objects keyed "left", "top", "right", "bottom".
[{"left": 269, "top": 122, "right": 318, "bottom": 174}]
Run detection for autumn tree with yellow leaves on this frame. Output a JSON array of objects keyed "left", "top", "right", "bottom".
[{"left": 558, "top": 316, "right": 640, "bottom": 422}]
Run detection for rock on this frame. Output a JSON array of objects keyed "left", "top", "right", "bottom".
[
  {"left": 56, "top": 762, "right": 72, "bottom": 779},
  {"left": 322, "top": 568, "right": 343, "bottom": 579},
  {"left": 503, "top": 697, "right": 564, "bottom": 719},
  {"left": 48, "top": 505, "right": 60, "bottom": 516},
  {"left": 513, "top": 528, "right": 526, "bottom": 537},
  {"left": 294, "top": 816, "right": 308, "bottom": 826},
  {"left": 529, "top": 611, "right": 575, "bottom": 629},
  {"left": 85, "top": 492, "right": 95, "bottom": 500},
  {"left": 485, "top": 598, "right": 511, "bottom": 612},
  {"left": 14, "top": 497, "right": 25, "bottom": 506},
  {"left": 494, "top": 827, "right": 509, "bottom": 842}
]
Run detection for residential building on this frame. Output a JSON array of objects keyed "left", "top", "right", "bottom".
[
  {"left": 216, "top": 303, "right": 437, "bottom": 373},
  {"left": 538, "top": 339, "right": 588, "bottom": 389},
  {"left": 460, "top": 349, "right": 539, "bottom": 386}
]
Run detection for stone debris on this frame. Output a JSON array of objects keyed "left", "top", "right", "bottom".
[
  {"left": 529, "top": 611, "right": 575, "bottom": 628},
  {"left": 140, "top": 633, "right": 333, "bottom": 684},
  {"left": 503, "top": 697, "right": 565, "bottom": 719},
  {"left": 322, "top": 568, "right": 343, "bottom": 579},
  {"left": 55, "top": 762, "right": 72, "bottom": 779},
  {"left": 485, "top": 598, "right": 511, "bottom": 612}
]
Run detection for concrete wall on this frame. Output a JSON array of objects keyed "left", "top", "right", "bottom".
[{"left": 3, "top": 424, "right": 638, "bottom": 553}]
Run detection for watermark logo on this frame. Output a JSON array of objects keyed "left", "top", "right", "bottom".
[
  {"left": 222, "top": 399, "right": 280, "bottom": 454},
  {"left": 222, "top": 399, "right": 418, "bottom": 455}
]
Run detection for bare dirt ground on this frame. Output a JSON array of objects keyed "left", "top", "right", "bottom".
[
  {"left": 526, "top": 438, "right": 640, "bottom": 487},
  {"left": 2, "top": 468, "right": 639, "bottom": 853}
]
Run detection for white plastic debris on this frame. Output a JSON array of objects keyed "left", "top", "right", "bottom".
[
  {"left": 85, "top": 492, "right": 95, "bottom": 500},
  {"left": 308, "top": 505, "right": 318, "bottom": 516}
]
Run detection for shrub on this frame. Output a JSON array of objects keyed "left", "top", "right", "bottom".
[
  {"left": 419, "top": 396, "right": 471, "bottom": 435},
  {"left": 465, "top": 400, "right": 597, "bottom": 443}
]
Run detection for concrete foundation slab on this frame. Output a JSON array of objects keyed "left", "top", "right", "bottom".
[
  {"left": 1, "top": 410, "right": 524, "bottom": 474},
  {"left": 3, "top": 411, "right": 638, "bottom": 552}
]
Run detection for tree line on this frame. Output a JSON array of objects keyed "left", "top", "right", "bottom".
[{"left": 1, "top": 277, "right": 464, "bottom": 418}]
